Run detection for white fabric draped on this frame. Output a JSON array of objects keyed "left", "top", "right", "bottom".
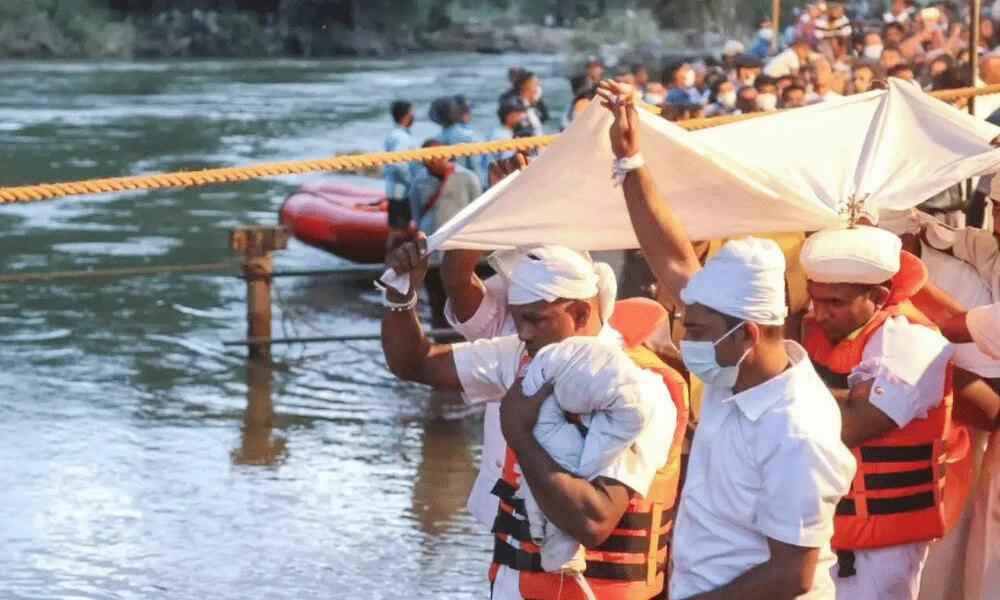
[{"left": 383, "top": 80, "right": 1000, "bottom": 292}]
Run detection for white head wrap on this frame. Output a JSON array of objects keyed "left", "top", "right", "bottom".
[
  {"left": 679, "top": 237, "right": 788, "bottom": 325},
  {"left": 800, "top": 226, "right": 901, "bottom": 285},
  {"left": 490, "top": 246, "right": 617, "bottom": 323}
]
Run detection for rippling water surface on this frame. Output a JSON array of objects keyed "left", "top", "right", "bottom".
[{"left": 0, "top": 54, "right": 571, "bottom": 600}]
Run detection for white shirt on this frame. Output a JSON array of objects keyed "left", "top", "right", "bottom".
[
  {"left": 452, "top": 327, "right": 673, "bottom": 600},
  {"left": 920, "top": 244, "right": 1000, "bottom": 377},
  {"left": 445, "top": 275, "right": 515, "bottom": 528},
  {"left": 849, "top": 317, "right": 954, "bottom": 429},
  {"left": 670, "top": 341, "right": 856, "bottom": 600},
  {"left": 765, "top": 48, "right": 802, "bottom": 78}
]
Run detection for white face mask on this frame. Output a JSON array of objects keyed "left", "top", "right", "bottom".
[
  {"left": 683, "top": 70, "right": 696, "bottom": 88},
  {"left": 718, "top": 90, "right": 737, "bottom": 107},
  {"left": 863, "top": 43, "right": 884, "bottom": 60},
  {"left": 742, "top": 73, "right": 757, "bottom": 87},
  {"left": 759, "top": 28, "right": 775, "bottom": 41},
  {"left": 756, "top": 92, "right": 778, "bottom": 111},
  {"left": 680, "top": 321, "right": 751, "bottom": 389}
]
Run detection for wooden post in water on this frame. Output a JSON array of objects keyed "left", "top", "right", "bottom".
[
  {"left": 230, "top": 226, "right": 287, "bottom": 363},
  {"left": 230, "top": 225, "right": 288, "bottom": 464}
]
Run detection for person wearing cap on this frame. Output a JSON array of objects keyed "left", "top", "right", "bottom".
[
  {"left": 480, "top": 99, "right": 528, "bottom": 185},
  {"left": 380, "top": 227, "right": 688, "bottom": 599},
  {"left": 721, "top": 40, "right": 745, "bottom": 71},
  {"left": 797, "top": 225, "right": 971, "bottom": 600},
  {"left": 597, "top": 78, "right": 855, "bottom": 600},
  {"left": 434, "top": 95, "right": 484, "bottom": 184}
]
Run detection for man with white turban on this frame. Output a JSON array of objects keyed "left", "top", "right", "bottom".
[
  {"left": 598, "top": 79, "right": 856, "bottom": 600},
  {"left": 796, "top": 224, "right": 967, "bottom": 600},
  {"left": 379, "top": 230, "right": 684, "bottom": 600}
]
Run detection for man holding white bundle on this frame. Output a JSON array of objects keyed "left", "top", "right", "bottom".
[
  {"left": 380, "top": 236, "right": 687, "bottom": 600},
  {"left": 597, "top": 79, "right": 856, "bottom": 600},
  {"left": 517, "top": 334, "right": 673, "bottom": 591}
]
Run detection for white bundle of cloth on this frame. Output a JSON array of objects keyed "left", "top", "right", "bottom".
[{"left": 518, "top": 335, "right": 671, "bottom": 575}]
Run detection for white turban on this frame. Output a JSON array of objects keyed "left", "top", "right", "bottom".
[
  {"left": 967, "top": 304, "right": 1000, "bottom": 360},
  {"left": 491, "top": 246, "right": 617, "bottom": 323},
  {"left": 680, "top": 237, "right": 788, "bottom": 326},
  {"left": 801, "top": 226, "right": 901, "bottom": 285}
]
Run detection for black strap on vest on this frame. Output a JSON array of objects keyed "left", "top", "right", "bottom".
[
  {"left": 836, "top": 550, "right": 857, "bottom": 578},
  {"left": 492, "top": 538, "right": 667, "bottom": 582}
]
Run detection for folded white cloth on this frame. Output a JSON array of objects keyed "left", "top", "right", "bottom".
[{"left": 518, "top": 336, "right": 664, "bottom": 574}]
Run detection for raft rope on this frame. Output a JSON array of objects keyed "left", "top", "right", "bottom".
[{"left": 2, "top": 83, "right": 999, "bottom": 204}]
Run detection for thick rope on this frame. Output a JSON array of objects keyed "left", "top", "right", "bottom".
[{"left": 2, "top": 84, "right": 999, "bottom": 204}]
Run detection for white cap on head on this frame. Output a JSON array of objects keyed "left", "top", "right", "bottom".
[
  {"left": 724, "top": 40, "right": 746, "bottom": 56},
  {"left": 800, "top": 226, "right": 901, "bottom": 285},
  {"left": 680, "top": 237, "right": 788, "bottom": 326},
  {"left": 490, "top": 246, "right": 617, "bottom": 323}
]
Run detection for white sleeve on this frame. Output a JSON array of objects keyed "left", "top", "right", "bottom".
[
  {"left": 848, "top": 317, "right": 953, "bottom": 428},
  {"left": 756, "top": 434, "right": 855, "bottom": 548},
  {"left": 595, "top": 372, "right": 676, "bottom": 498},
  {"left": 444, "top": 275, "right": 512, "bottom": 341},
  {"left": 451, "top": 335, "right": 522, "bottom": 404},
  {"left": 952, "top": 229, "right": 1000, "bottom": 283}
]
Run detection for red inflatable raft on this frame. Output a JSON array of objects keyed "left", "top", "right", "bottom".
[{"left": 279, "top": 180, "right": 389, "bottom": 264}]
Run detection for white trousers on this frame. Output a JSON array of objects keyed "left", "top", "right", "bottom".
[{"left": 832, "top": 542, "right": 930, "bottom": 600}]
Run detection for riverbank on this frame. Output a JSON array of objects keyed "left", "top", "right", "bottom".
[{"left": 0, "top": 3, "right": 732, "bottom": 60}]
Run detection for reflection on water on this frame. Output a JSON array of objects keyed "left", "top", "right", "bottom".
[{"left": 0, "top": 54, "right": 569, "bottom": 599}]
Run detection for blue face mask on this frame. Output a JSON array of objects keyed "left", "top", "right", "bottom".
[{"left": 680, "top": 321, "right": 750, "bottom": 389}]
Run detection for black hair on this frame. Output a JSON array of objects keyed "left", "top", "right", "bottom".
[
  {"left": 390, "top": 100, "right": 412, "bottom": 124},
  {"left": 887, "top": 63, "right": 914, "bottom": 78},
  {"left": 514, "top": 70, "right": 537, "bottom": 92}
]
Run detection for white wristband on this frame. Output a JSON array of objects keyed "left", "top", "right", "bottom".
[
  {"left": 375, "top": 280, "right": 418, "bottom": 311},
  {"left": 613, "top": 153, "right": 645, "bottom": 187}
]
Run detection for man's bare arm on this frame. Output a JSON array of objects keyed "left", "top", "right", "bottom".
[
  {"left": 596, "top": 80, "right": 701, "bottom": 300},
  {"left": 680, "top": 538, "right": 818, "bottom": 600}
]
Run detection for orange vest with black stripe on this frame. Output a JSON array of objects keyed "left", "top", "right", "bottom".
[
  {"left": 803, "top": 301, "right": 972, "bottom": 550},
  {"left": 488, "top": 341, "right": 689, "bottom": 600}
]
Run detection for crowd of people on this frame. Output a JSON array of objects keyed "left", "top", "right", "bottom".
[
  {"left": 384, "top": 1, "right": 1000, "bottom": 252},
  {"left": 367, "top": 4, "right": 1000, "bottom": 600}
]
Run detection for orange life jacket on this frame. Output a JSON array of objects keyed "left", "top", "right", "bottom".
[
  {"left": 488, "top": 308, "right": 689, "bottom": 600},
  {"left": 803, "top": 299, "right": 972, "bottom": 550}
]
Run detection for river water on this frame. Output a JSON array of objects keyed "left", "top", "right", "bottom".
[{"left": 0, "top": 54, "right": 572, "bottom": 599}]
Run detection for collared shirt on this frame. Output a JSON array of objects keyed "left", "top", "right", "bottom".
[
  {"left": 451, "top": 326, "right": 675, "bottom": 600},
  {"left": 671, "top": 341, "right": 856, "bottom": 600},
  {"left": 445, "top": 275, "right": 516, "bottom": 528},
  {"left": 383, "top": 123, "right": 416, "bottom": 197}
]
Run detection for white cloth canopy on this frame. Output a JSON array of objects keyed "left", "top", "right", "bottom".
[{"left": 383, "top": 80, "right": 1000, "bottom": 292}]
